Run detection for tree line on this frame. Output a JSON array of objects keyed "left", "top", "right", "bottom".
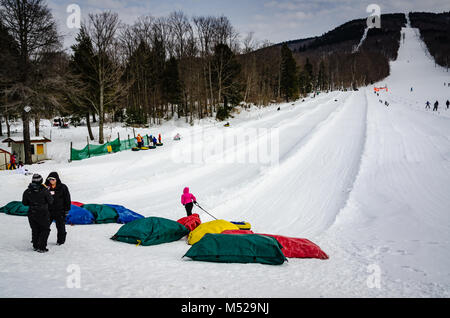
[{"left": 0, "top": 1, "right": 408, "bottom": 164}]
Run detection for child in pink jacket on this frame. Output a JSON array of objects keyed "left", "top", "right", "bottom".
[{"left": 181, "top": 187, "right": 197, "bottom": 217}]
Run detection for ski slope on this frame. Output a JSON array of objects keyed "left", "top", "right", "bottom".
[{"left": 0, "top": 19, "right": 449, "bottom": 298}]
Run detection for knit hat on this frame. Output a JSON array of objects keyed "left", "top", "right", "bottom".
[{"left": 32, "top": 174, "right": 43, "bottom": 184}]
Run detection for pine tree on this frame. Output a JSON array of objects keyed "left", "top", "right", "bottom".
[
  {"left": 280, "top": 44, "right": 298, "bottom": 102},
  {"left": 211, "top": 43, "right": 241, "bottom": 120},
  {"left": 162, "top": 56, "right": 183, "bottom": 118}
]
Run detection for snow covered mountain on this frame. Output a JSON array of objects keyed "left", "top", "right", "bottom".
[{"left": 0, "top": 16, "right": 449, "bottom": 298}]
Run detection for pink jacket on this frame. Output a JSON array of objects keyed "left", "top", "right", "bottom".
[{"left": 181, "top": 187, "right": 196, "bottom": 205}]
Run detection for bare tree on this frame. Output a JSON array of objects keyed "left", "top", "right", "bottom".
[
  {"left": 85, "top": 11, "right": 126, "bottom": 144},
  {"left": 0, "top": 0, "right": 61, "bottom": 164}
]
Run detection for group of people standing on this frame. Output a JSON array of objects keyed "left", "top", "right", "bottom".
[
  {"left": 22, "top": 172, "right": 71, "bottom": 253},
  {"left": 425, "top": 100, "right": 450, "bottom": 112},
  {"left": 136, "top": 134, "right": 162, "bottom": 148}
]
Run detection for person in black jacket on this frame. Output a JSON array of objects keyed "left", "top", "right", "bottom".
[
  {"left": 22, "top": 174, "right": 54, "bottom": 253},
  {"left": 45, "top": 172, "right": 71, "bottom": 245}
]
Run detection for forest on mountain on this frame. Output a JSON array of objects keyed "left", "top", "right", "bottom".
[
  {"left": 410, "top": 12, "right": 450, "bottom": 70},
  {"left": 0, "top": 1, "right": 446, "bottom": 164}
]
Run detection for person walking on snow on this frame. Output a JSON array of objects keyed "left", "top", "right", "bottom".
[
  {"left": 181, "top": 187, "right": 197, "bottom": 217},
  {"left": 158, "top": 134, "right": 162, "bottom": 144},
  {"left": 446, "top": 100, "right": 449, "bottom": 110},
  {"left": 433, "top": 101, "right": 439, "bottom": 112},
  {"left": 22, "top": 174, "right": 53, "bottom": 253},
  {"left": 425, "top": 101, "right": 431, "bottom": 109},
  {"left": 45, "top": 172, "right": 71, "bottom": 245}
]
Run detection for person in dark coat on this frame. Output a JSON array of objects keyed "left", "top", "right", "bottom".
[
  {"left": 433, "top": 101, "right": 439, "bottom": 112},
  {"left": 425, "top": 101, "right": 431, "bottom": 109},
  {"left": 22, "top": 174, "right": 53, "bottom": 253},
  {"left": 446, "top": 100, "right": 449, "bottom": 110},
  {"left": 45, "top": 172, "right": 71, "bottom": 245}
]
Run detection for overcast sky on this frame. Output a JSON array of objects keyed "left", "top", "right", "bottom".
[{"left": 47, "top": 0, "right": 450, "bottom": 51}]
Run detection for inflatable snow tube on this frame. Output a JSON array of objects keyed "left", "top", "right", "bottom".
[
  {"left": 148, "top": 146, "right": 157, "bottom": 149},
  {"left": 188, "top": 220, "right": 240, "bottom": 245},
  {"left": 156, "top": 143, "right": 164, "bottom": 147},
  {"left": 184, "top": 234, "right": 287, "bottom": 265},
  {"left": 0, "top": 201, "right": 29, "bottom": 216},
  {"left": 260, "top": 234, "right": 329, "bottom": 260},
  {"left": 221, "top": 229, "right": 254, "bottom": 235},
  {"left": 66, "top": 205, "right": 95, "bottom": 225},
  {"left": 132, "top": 147, "right": 141, "bottom": 152},
  {"left": 177, "top": 213, "right": 201, "bottom": 232},
  {"left": 230, "top": 221, "right": 251, "bottom": 230},
  {"left": 111, "top": 217, "right": 189, "bottom": 246},
  {"left": 71, "top": 201, "right": 85, "bottom": 207},
  {"left": 221, "top": 231, "right": 329, "bottom": 260},
  {"left": 81, "top": 204, "right": 119, "bottom": 224},
  {"left": 105, "top": 204, "right": 145, "bottom": 224}
]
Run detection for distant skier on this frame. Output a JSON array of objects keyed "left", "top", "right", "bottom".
[
  {"left": 425, "top": 101, "right": 431, "bottom": 110},
  {"left": 181, "top": 187, "right": 197, "bottom": 217},
  {"left": 433, "top": 101, "right": 439, "bottom": 112},
  {"left": 411, "top": 87, "right": 413, "bottom": 92},
  {"left": 22, "top": 174, "right": 53, "bottom": 253}
]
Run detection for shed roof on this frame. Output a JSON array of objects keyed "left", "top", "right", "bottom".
[
  {"left": 2, "top": 137, "right": 51, "bottom": 144},
  {"left": 0, "top": 148, "right": 12, "bottom": 155}
]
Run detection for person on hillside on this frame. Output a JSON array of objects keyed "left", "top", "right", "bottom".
[
  {"left": 158, "top": 134, "right": 162, "bottom": 144},
  {"left": 446, "top": 100, "right": 449, "bottom": 110},
  {"left": 433, "top": 101, "right": 439, "bottom": 112},
  {"left": 16, "top": 161, "right": 32, "bottom": 175},
  {"left": 425, "top": 101, "right": 431, "bottom": 109},
  {"left": 22, "top": 174, "right": 53, "bottom": 253},
  {"left": 45, "top": 172, "right": 71, "bottom": 246},
  {"left": 136, "top": 134, "right": 144, "bottom": 148},
  {"left": 153, "top": 136, "right": 158, "bottom": 146},
  {"left": 181, "top": 187, "right": 197, "bottom": 217},
  {"left": 8, "top": 153, "right": 17, "bottom": 170}
]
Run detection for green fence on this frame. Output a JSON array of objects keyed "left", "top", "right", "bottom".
[{"left": 70, "top": 135, "right": 152, "bottom": 161}]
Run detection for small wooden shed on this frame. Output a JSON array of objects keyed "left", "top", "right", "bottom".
[
  {"left": 2, "top": 137, "right": 51, "bottom": 164},
  {"left": 0, "top": 148, "right": 12, "bottom": 170}
]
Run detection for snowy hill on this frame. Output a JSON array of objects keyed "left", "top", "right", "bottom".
[{"left": 0, "top": 19, "right": 449, "bottom": 298}]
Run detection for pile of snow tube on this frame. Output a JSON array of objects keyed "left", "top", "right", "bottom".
[{"left": 0, "top": 201, "right": 144, "bottom": 225}]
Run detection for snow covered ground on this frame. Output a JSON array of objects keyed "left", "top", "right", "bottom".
[{"left": 0, "top": 21, "right": 449, "bottom": 298}]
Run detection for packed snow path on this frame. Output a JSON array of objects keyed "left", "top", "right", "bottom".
[{"left": 0, "top": 20, "right": 449, "bottom": 297}]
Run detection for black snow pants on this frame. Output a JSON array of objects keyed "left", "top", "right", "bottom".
[
  {"left": 185, "top": 202, "right": 194, "bottom": 217},
  {"left": 50, "top": 212, "right": 67, "bottom": 244},
  {"left": 28, "top": 215, "right": 51, "bottom": 250}
]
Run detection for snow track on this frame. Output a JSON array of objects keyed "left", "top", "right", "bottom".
[{"left": 1, "top": 18, "right": 449, "bottom": 298}]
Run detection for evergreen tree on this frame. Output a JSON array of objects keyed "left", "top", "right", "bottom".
[
  {"left": 317, "top": 60, "right": 328, "bottom": 91},
  {"left": 211, "top": 43, "right": 241, "bottom": 120},
  {"left": 162, "top": 56, "right": 183, "bottom": 117},
  {"left": 280, "top": 44, "right": 298, "bottom": 102}
]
